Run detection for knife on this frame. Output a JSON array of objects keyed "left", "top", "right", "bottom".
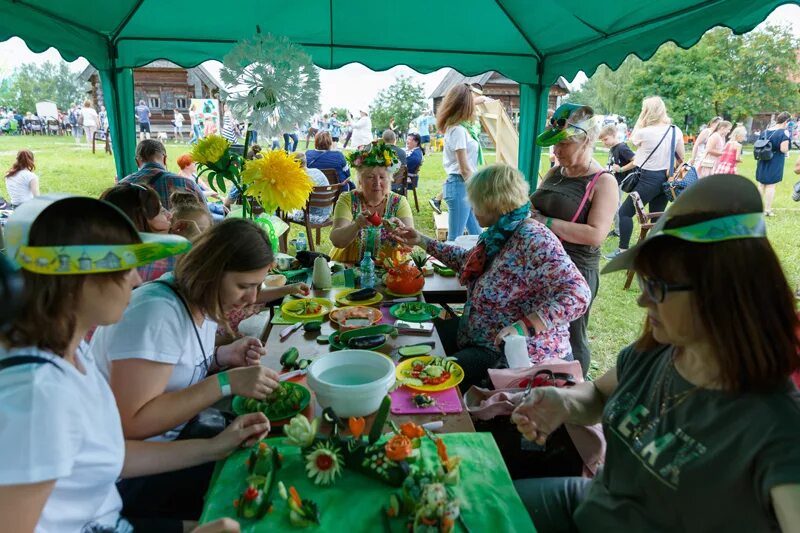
[
  {"left": 279, "top": 322, "right": 303, "bottom": 340},
  {"left": 381, "top": 297, "right": 419, "bottom": 306},
  {"left": 279, "top": 368, "right": 308, "bottom": 381}
]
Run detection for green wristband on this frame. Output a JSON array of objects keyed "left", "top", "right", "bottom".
[
  {"left": 545, "top": 217, "right": 554, "bottom": 229},
  {"left": 217, "top": 371, "right": 231, "bottom": 397},
  {"left": 512, "top": 322, "right": 527, "bottom": 336}
]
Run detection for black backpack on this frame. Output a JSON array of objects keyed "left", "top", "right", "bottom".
[{"left": 753, "top": 130, "right": 775, "bottom": 161}]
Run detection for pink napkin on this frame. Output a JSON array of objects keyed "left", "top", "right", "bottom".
[{"left": 390, "top": 386, "right": 463, "bottom": 414}]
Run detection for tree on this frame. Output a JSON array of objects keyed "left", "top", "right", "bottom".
[
  {"left": 566, "top": 25, "right": 800, "bottom": 131},
  {"left": 3, "top": 61, "right": 87, "bottom": 113},
  {"left": 329, "top": 107, "right": 350, "bottom": 121},
  {"left": 369, "top": 75, "right": 427, "bottom": 135}
]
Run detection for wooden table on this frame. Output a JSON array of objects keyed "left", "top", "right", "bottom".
[{"left": 246, "top": 281, "right": 474, "bottom": 434}]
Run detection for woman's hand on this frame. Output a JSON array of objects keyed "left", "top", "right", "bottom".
[
  {"left": 494, "top": 323, "right": 526, "bottom": 347},
  {"left": 389, "top": 219, "right": 423, "bottom": 246},
  {"left": 511, "top": 387, "right": 570, "bottom": 446},
  {"left": 208, "top": 412, "right": 270, "bottom": 460},
  {"left": 225, "top": 366, "right": 279, "bottom": 399},
  {"left": 288, "top": 282, "right": 310, "bottom": 297},
  {"left": 354, "top": 211, "right": 371, "bottom": 229},
  {"left": 218, "top": 337, "right": 266, "bottom": 367}
]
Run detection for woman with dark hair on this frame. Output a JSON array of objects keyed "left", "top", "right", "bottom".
[
  {"left": 512, "top": 174, "right": 800, "bottom": 532},
  {"left": 305, "top": 130, "right": 351, "bottom": 187},
  {"left": 90, "top": 218, "right": 281, "bottom": 518},
  {"left": 0, "top": 196, "right": 265, "bottom": 532},
  {"left": 5, "top": 149, "right": 39, "bottom": 207},
  {"left": 100, "top": 183, "right": 175, "bottom": 282},
  {"left": 756, "top": 111, "right": 791, "bottom": 217}
]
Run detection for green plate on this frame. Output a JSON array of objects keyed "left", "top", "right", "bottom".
[
  {"left": 328, "top": 324, "right": 397, "bottom": 351},
  {"left": 231, "top": 382, "right": 310, "bottom": 422},
  {"left": 389, "top": 302, "right": 440, "bottom": 322}
]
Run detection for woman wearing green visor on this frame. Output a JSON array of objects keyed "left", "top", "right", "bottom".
[
  {"left": 512, "top": 175, "right": 800, "bottom": 532},
  {"left": 0, "top": 196, "right": 265, "bottom": 532}
]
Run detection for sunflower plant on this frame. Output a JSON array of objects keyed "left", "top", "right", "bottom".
[{"left": 241, "top": 149, "right": 314, "bottom": 214}]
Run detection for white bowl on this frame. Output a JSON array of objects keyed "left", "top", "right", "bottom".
[{"left": 306, "top": 350, "right": 396, "bottom": 417}]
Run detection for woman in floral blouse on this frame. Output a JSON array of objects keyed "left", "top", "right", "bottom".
[{"left": 393, "top": 164, "right": 591, "bottom": 388}]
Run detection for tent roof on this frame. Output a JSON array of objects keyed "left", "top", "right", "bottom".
[{"left": 1, "top": 0, "right": 794, "bottom": 86}]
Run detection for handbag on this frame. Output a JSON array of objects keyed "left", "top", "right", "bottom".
[
  {"left": 620, "top": 125, "right": 674, "bottom": 193},
  {"left": 151, "top": 280, "right": 231, "bottom": 439}
]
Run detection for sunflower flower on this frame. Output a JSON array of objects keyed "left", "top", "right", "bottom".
[
  {"left": 242, "top": 150, "right": 314, "bottom": 213},
  {"left": 191, "top": 134, "right": 231, "bottom": 166},
  {"left": 305, "top": 441, "right": 344, "bottom": 486}
]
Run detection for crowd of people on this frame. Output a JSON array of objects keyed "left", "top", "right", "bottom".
[{"left": 1, "top": 87, "right": 799, "bottom": 532}]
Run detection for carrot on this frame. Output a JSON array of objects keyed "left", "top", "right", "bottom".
[
  {"left": 349, "top": 416, "right": 366, "bottom": 439},
  {"left": 289, "top": 486, "right": 302, "bottom": 507}
]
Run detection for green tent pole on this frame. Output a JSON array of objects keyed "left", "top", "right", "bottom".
[
  {"left": 100, "top": 67, "right": 137, "bottom": 180},
  {"left": 518, "top": 82, "right": 550, "bottom": 191}
]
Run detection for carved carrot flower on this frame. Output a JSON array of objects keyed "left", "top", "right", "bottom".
[
  {"left": 349, "top": 416, "right": 366, "bottom": 439},
  {"left": 385, "top": 434, "right": 413, "bottom": 461}
]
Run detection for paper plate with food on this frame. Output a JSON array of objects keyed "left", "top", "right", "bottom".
[
  {"left": 389, "top": 302, "right": 440, "bottom": 322},
  {"left": 329, "top": 306, "right": 383, "bottom": 331},
  {"left": 232, "top": 382, "right": 311, "bottom": 422},
  {"left": 395, "top": 355, "right": 464, "bottom": 392},
  {"left": 280, "top": 297, "right": 333, "bottom": 320},
  {"left": 335, "top": 287, "right": 383, "bottom": 306}
]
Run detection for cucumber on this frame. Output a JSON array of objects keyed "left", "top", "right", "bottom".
[
  {"left": 348, "top": 288, "right": 377, "bottom": 301},
  {"left": 303, "top": 320, "right": 322, "bottom": 332},
  {"left": 347, "top": 334, "right": 385, "bottom": 350},
  {"left": 398, "top": 344, "right": 432, "bottom": 357},
  {"left": 297, "top": 359, "right": 310, "bottom": 370},
  {"left": 280, "top": 347, "right": 299, "bottom": 368},
  {"left": 368, "top": 395, "right": 392, "bottom": 444},
  {"left": 317, "top": 335, "right": 330, "bottom": 344}
]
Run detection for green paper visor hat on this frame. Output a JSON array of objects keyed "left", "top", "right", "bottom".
[
  {"left": 536, "top": 103, "right": 596, "bottom": 147},
  {"left": 5, "top": 194, "right": 191, "bottom": 275},
  {"left": 603, "top": 174, "right": 766, "bottom": 274}
]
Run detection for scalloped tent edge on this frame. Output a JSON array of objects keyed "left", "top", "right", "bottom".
[{"left": 0, "top": 0, "right": 794, "bottom": 187}]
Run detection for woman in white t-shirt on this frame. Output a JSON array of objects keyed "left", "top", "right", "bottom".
[
  {"left": 609, "top": 96, "right": 685, "bottom": 258},
  {"left": 438, "top": 84, "right": 481, "bottom": 240},
  {"left": 0, "top": 196, "right": 266, "bottom": 533},
  {"left": 349, "top": 109, "right": 373, "bottom": 147},
  {"left": 81, "top": 100, "right": 100, "bottom": 147},
  {"left": 4, "top": 149, "right": 39, "bottom": 207}
]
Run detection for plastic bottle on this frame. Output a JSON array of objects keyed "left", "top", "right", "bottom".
[
  {"left": 360, "top": 252, "right": 376, "bottom": 289},
  {"left": 504, "top": 335, "right": 532, "bottom": 368},
  {"left": 295, "top": 232, "right": 307, "bottom": 253}
]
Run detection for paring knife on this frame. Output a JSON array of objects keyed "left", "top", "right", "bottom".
[
  {"left": 279, "top": 322, "right": 303, "bottom": 340},
  {"left": 380, "top": 297, "right": 419, "bottom": 306}
]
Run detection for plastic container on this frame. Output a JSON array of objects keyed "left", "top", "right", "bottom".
[
  {"left": 312, "top": 256, "right": 332, "bottom": 289},
  {"left": 504, "top": 335, "right": 532, "bottom": 369},
  {"left": 306, "top": 350, "right": 396, "bottom": 417},
  {"left": 360, "top": 251, "right": 376, "bottom": 289},
  {"left": 295, "top": 232, "right": 307, "bottom": 253}
]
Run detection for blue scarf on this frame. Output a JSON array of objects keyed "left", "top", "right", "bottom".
[{"left": 461, "top": 203, "right": 530, "bottom": 285}]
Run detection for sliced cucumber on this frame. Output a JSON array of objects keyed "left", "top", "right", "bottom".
[{"left": 398, "top": 344, "right": 432, "bottom": 357}]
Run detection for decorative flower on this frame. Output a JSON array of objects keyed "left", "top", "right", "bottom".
[
  {"left": 284, "top": 414, "right": 318, "bottom": 449},
  {"left": 435, "top": 438, "right": 449, "bottom": 464},
  {"left": 242, "top": 150, "right": 314, "bottom": 213},
  {"left": 346, "top": 139, "right": 399, "bottom": 169},
  {"left": 400, "top": 422, "right": 425, "bottom": 440},
  {"left": 385, "top": 434, "right": 413, "bottom": 461},
  {"left": 349, "top": 416, "right": 366, "bottom": 439},
  {"left": 305, "top": 441, "right": 344, "bottom": 486},
  {"left": 191, "top": 134, "right": 231, "bottom": 166}
]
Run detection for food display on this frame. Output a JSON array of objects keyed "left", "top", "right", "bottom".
[
  {"left": 347, "top": 288, "right": 377, "bottom": 301},
  {"left": 280, "top": 298, "right": 333, "bottom": 320},
  {"left": 389, "top": 302, "right": 440, "bottom": 322},
  {"left": 232, "top": 382, "right": 311, "bottom": 421},
  {"left": 233, "top": 442, "right": 281, "bottom": 520},
  {"left": 335, "top": 288, "right": 383, "bottom": 307},
  {"left": 329, "top": 306, "right": 383, "bottom": 331},
  {"left": 328, "top": 324, "right": 398, "bottom": 351},
  {"left": 395, "top": 356, "right": 465, "bottom": 392}
]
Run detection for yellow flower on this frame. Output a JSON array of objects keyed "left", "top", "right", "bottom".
[
  {"left": 191, "top": 135, "right": 230, "bottom": 165},
  {"left": 242, "top": 150, "right": 314, "bottom": 213},
  {"left": 383, "top": 150, "right": 392, "bottom": 167}
]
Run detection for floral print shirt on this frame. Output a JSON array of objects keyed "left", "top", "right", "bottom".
[{"left": 425, "top": 219, "right": 590, "bottom": 362}]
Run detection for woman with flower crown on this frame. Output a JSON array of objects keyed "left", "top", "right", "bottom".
[{"left": 329, "top": 140, "right": 415, "bottom": 262}]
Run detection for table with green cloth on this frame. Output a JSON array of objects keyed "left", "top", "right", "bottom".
[{"left": 200, "top": 432, "right": 536, "bottom": 532}]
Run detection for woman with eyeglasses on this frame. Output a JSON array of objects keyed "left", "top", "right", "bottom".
[
  {"left": 530, "top": 104, "right": 618, "bottom": 377},
  {"left": 513, "top": 174, "right": 800, "bottom": 532},
  {"left": 607, "top": 96, "right": 685, "bottom": 260}
]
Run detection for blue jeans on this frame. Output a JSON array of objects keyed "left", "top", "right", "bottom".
[
  {"left": 443, "top": 174, "right": 481, "bottom": 240},
  {"left": 283, "top": 133, "right": 298, "bottom": 152}
]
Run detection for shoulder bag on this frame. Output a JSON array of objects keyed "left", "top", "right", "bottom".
[
  {"left": 620, "top": 125, "right": 674, "bottom": 193},
  {"left": 662, "top": 128, "right": 697, "bottom": 201}
]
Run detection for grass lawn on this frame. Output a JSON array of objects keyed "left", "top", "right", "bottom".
[{"left": 2, "top": 135, "right": 799, "bottom": 378}]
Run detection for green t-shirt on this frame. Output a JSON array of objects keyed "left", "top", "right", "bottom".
[{"left": 574, "top": 344, "right": 800, "bottom": 532}]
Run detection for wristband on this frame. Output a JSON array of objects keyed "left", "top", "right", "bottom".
[
  {"left": 217, "top": 371, "right": 232, "bottom": 397},
  {"left": 512, "top": 322, "right": 527, "bottom": 337},
  {"left": 213, "top": 346, "right": 222, "bottom": 368},
  {"left": 545, "top": 217, "right": 553, "bottom": 229}
]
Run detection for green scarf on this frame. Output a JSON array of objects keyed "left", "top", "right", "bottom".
[
  {"left": 460, "top": 120, "right": 484, "bottom": 166},
  {"left": 480, "top": 203, "right": 530, "bottom": 259}
]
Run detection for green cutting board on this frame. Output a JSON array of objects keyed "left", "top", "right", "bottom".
[{"left": 200, "top": 432, "right": 536, "bottom": 532}]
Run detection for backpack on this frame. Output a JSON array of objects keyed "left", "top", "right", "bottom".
[{"left": 753, "top": 130, "right": 775, "bottom": 161}]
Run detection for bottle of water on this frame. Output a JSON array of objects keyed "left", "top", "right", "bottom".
[
  {"left": 360, "top": 252, "right": 376, "bottom": 289},
  {"left": 295, "top": 232, "right": 307, "bottom": 253}
]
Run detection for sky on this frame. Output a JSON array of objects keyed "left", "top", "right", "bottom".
[{"left": 1, "top": 4, "right": 799, "bottom": 111}]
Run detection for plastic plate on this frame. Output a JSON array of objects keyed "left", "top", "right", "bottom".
[
  {"left": 280, "top": 297, "right": 333, "bottom": 320},
  {"left": 395, "top": 356, "right": 464, "bottom": 392},
  {"left": 389, "top": 302, "right": 440, "bottom": 322},
  {"left": 231, "top": 382, "right": 311, "bottom": 421},
  {"left": 335, "top": 288, "right": 383, "bottom": 307}
]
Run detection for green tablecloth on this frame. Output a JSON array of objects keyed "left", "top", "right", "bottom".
[{"left": 201, "top": 432, "right": 536, "bottom": 532}]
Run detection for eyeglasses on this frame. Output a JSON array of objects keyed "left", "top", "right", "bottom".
[{"left": 637, "top": 276, "right": 692, "bottom": 303}]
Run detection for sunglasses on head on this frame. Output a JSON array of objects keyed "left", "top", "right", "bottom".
[{"left": 549, "top": 116, "right": 588, "bottom": 136}]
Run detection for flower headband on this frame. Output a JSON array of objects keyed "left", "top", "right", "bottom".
[
  {"left": 5, "top": 195, "right": 191, "bottom": 275},
  {"left": 536, "top": 103, "right": 596, "bottom": 147},
  {"left": 346, "top": 140, "right": 400, "bottom": 173}
]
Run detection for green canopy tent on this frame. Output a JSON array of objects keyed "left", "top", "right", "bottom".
[{"left": 0, "top": 0, "right": 795, "bottom": 186}]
